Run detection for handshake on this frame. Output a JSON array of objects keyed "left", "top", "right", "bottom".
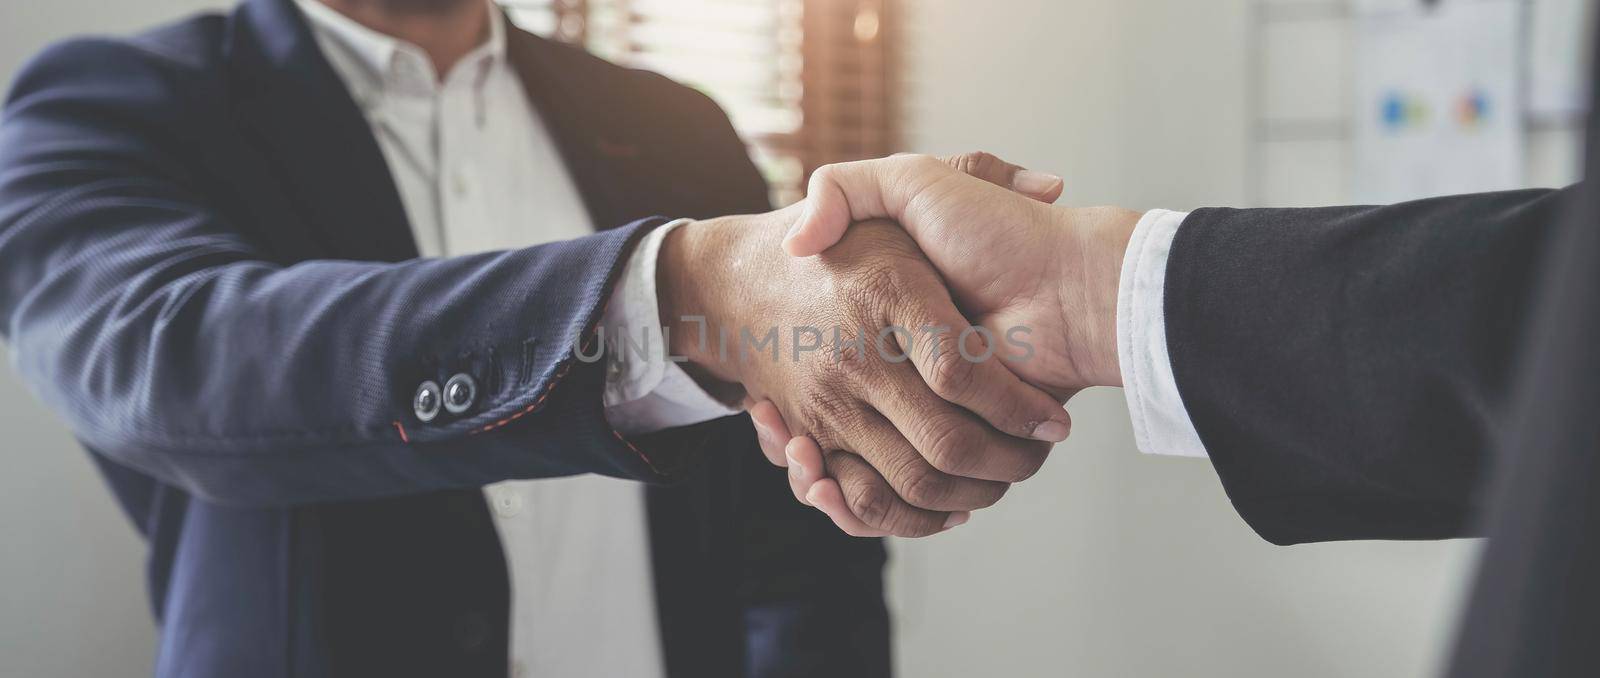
[{"left": 652, "top": 152, "right": 1144, "bottom": 537}]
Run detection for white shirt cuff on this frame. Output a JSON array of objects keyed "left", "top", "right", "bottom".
[
  {"left": 1117, "top": 209, "right": 1208, "bottom": 458},
  {"left": 601, "top": 219, "right": 742, "bottom": 435}
]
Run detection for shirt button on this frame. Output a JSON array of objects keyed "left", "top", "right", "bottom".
[
  {"left": 413, "top": 380, "right": 442, "bottom": 423},
  {"left": 491, "top": 490, "right": 523, "bottom": 518},
  {"left": 443, "top": 373, "right": 478, "bottom": 414},
  {"left": 451, "top": 168, "right": 471, "bottom": 198}
]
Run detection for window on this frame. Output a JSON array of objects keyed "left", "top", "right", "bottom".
[{"left": 500, "top": 0, "right": 899, "bottom": 206}]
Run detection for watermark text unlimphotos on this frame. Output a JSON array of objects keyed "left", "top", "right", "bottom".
[{"left": 574, "top": 315, "right": 1036, "bottom": 366}]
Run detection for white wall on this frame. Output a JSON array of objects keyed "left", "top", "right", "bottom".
[
  {"left": 889, "top": 1, "right": 1578, "bottom": 677},
  {"left": 0, "top": 1, "right": 1582, "bottom": 677}
]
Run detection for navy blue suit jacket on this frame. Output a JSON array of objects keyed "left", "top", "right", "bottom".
[{"left": 0, "top": 1, "right": 889, "bottom": 676}]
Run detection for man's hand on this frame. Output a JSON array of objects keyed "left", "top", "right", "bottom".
[
  {"left": 655, "top": 204, "right": 1069, "bottom": 537},
  {"left": 787, "top": 153, "right": 1137, "bottom": 396},
  {"left": 756, "top": 152, "right": 1142, "bottom": 535}
]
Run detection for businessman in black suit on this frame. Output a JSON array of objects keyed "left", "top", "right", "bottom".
[{"left": 759, "top": 32, "right": 1600, "bottom": 678}]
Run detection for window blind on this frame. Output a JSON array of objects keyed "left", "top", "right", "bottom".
[{"left": 500, "top": 0, "right": 898, "bottom": 206}]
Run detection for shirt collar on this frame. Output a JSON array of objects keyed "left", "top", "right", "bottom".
[{"left": 294, "top": 0, "right": 506, "bottom": 94}]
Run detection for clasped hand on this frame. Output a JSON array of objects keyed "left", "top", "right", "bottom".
[{"left": 658, "top": 152, "right": 1139, "bottom": 537}]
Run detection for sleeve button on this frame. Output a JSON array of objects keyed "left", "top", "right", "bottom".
[
  {"left": 413, "top": 381, "right": 442, "bottom": 423},
  {"left": 443, "top": 373, "right": 478, "bottom": 414}
]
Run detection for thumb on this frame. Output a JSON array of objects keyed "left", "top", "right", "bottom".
[
  {"left": 781, "top": 157, "right": 890, "bottom": 257},
  {"left": 940, "top": 151, "right": 1065, "bottom": 203},
  {"left": 781, "top": 152, "right": 1062, "bottom": 257}
]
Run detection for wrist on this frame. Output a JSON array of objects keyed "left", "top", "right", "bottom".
[
  {"left": 1054, "top": 204, "right": 1137, "bottom": 388},
  {"left": 656, "top": 214, "right": 780, "bottom": 392}
]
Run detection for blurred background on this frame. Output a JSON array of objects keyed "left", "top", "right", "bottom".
[{"left": 0, "top": 0, "right": 1589, "bottom": 676}]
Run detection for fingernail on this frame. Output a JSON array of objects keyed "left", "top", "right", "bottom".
[
  {"left": 943, "top": 512, "right": 971, "bottom": 529},
  {"left": 1011, "top": 170, "right": 1062, "bottom": 197},
  {"left": 785, "top": 449, "right": 805, "bottom": 477},
  {"left": 783, "top": 203, "right": 812, "bottom": 249},
  {"left": 1031, "top": 419, "right": 1070, "bottom": 443},
  {"left": 804, "top": 483, "right": 822, "bottom": 507}
]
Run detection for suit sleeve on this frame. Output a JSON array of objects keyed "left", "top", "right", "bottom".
[
  {"left": 1163, "top": 187, "right": 1576, "bottom": 544},
  {"left": 0, "top": 38, "right": 701, "bottom": 508}
]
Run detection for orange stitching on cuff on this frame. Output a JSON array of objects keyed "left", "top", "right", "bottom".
[
  {"left": 461, "top": 228, "right": 663, "bottom": 476},
  {"left": 392, "top": 420, "right": 410, "bottom": 443},
  {"left": 471, "top": 360, "right": 570, "bottom": 434},
  {"left": 461, "top": 326, "right": 665, "bottom": 476},
  {"left": 468, "top": 326, "right": 602, "bottom": 435}
]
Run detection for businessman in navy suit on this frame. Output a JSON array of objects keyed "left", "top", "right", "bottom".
[{"left": 0, "top": 0, "right": 1074, "bottom": 676}]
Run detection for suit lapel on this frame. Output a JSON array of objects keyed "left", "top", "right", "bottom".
[
  {"left": 504, "top": 27, "right": 652, "bottom": 231},
  {"left": 505, "top": 29, "right": 742, "bottom": 677},
  {"left": 229, "top": 0, "right": 418, "bottom": 263}
]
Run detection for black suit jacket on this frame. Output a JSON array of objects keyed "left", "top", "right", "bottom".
[
  {"left": 1161, "top": 17, "right": 1599, "bottom": 678},
  {"left": 0, "top": 1, "right": 888, "bottom": 676},
  {"left": 1441, "top": 14, "right": 1600, "bottom": 676},
  {"left": 1166, "top": 187, "right": 1571, "bottom": 545}
]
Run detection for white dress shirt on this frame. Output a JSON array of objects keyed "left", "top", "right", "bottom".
[
  {"left": 294, "top": 3, "right": 737, "bottom": 676},
  {"left": 296, "top": 10, "right": 1212, "bottom": 673},
  {"left": 1117, "top": 209, "right": 1209, "bottom": 458}
]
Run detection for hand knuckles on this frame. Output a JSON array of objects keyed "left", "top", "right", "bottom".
[
  {"left": 898, "top": 464, "right": 950, "bottom": 509},
  {"left": 926, "top": 341, "right": 978, "bottom": 402},
  {"left": 845, "top": 481, "right": 893, "bottom": 528},
  {"left": 804, "top": 394, "right": 863, "bottom": 446},
  {"left": 810, "top": 163, "right": 839, "bottom": 187},
  {"left": 948, "top": 151, "right": 1002, "bottom": 181},
  {"left": 921, "top": 416, "right": 978, "bottom": 475}
]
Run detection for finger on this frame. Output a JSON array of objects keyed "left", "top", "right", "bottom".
[
  {"left": 833, "top": 407, "right": 1009, "bottom": 512},
  {"left": 889, "top": 289, "right": 1072, "bottom": 446},
  {"left": 784, "top": 158, "right": 888, "bottom": 257},
  {"left": 866, "top": 359, "right": 1052, "bottom": 485},
  {"left": 784, "top": 435, "right": 827, "bottom": 506},
  {"left": 784, "top": 153, "right": 1063, "bottom": 257},
  {"left": 824, "top": 452, "right": 956, "bottom": 538},
  {"left": 1014, "top": 170, "right": 1065, "bottom": 203},
  {"left": 808, "top": 474, "right": 970, "bottom": 537},
  {"left": 804, "top": 478, "right": 890, "bottom": 538},
  {"left": 747, "top": 399, "right": 791, "bottom": 467},
  {"left": 772, "top": 434, "right": 819, "bottom": 507},
  {"left": 939, "top": 151, "right": 1064, "bottom": 203},
  {"left": 749, "top": 401, "right": 826, "bottom": 507}
]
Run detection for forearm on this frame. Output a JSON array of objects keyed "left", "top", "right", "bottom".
[
  {"left": 4, "top": 214, "right": 676, "bottom": 506},
  {"left": 1162, "top": 187, "right": 1573, "bottom": 543},
  {"left": 0, "top": 38, "right": 724, "bottom": 505},
  {"left": 1059, "top": 189, "right": 1570, "bottom": 543}
]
